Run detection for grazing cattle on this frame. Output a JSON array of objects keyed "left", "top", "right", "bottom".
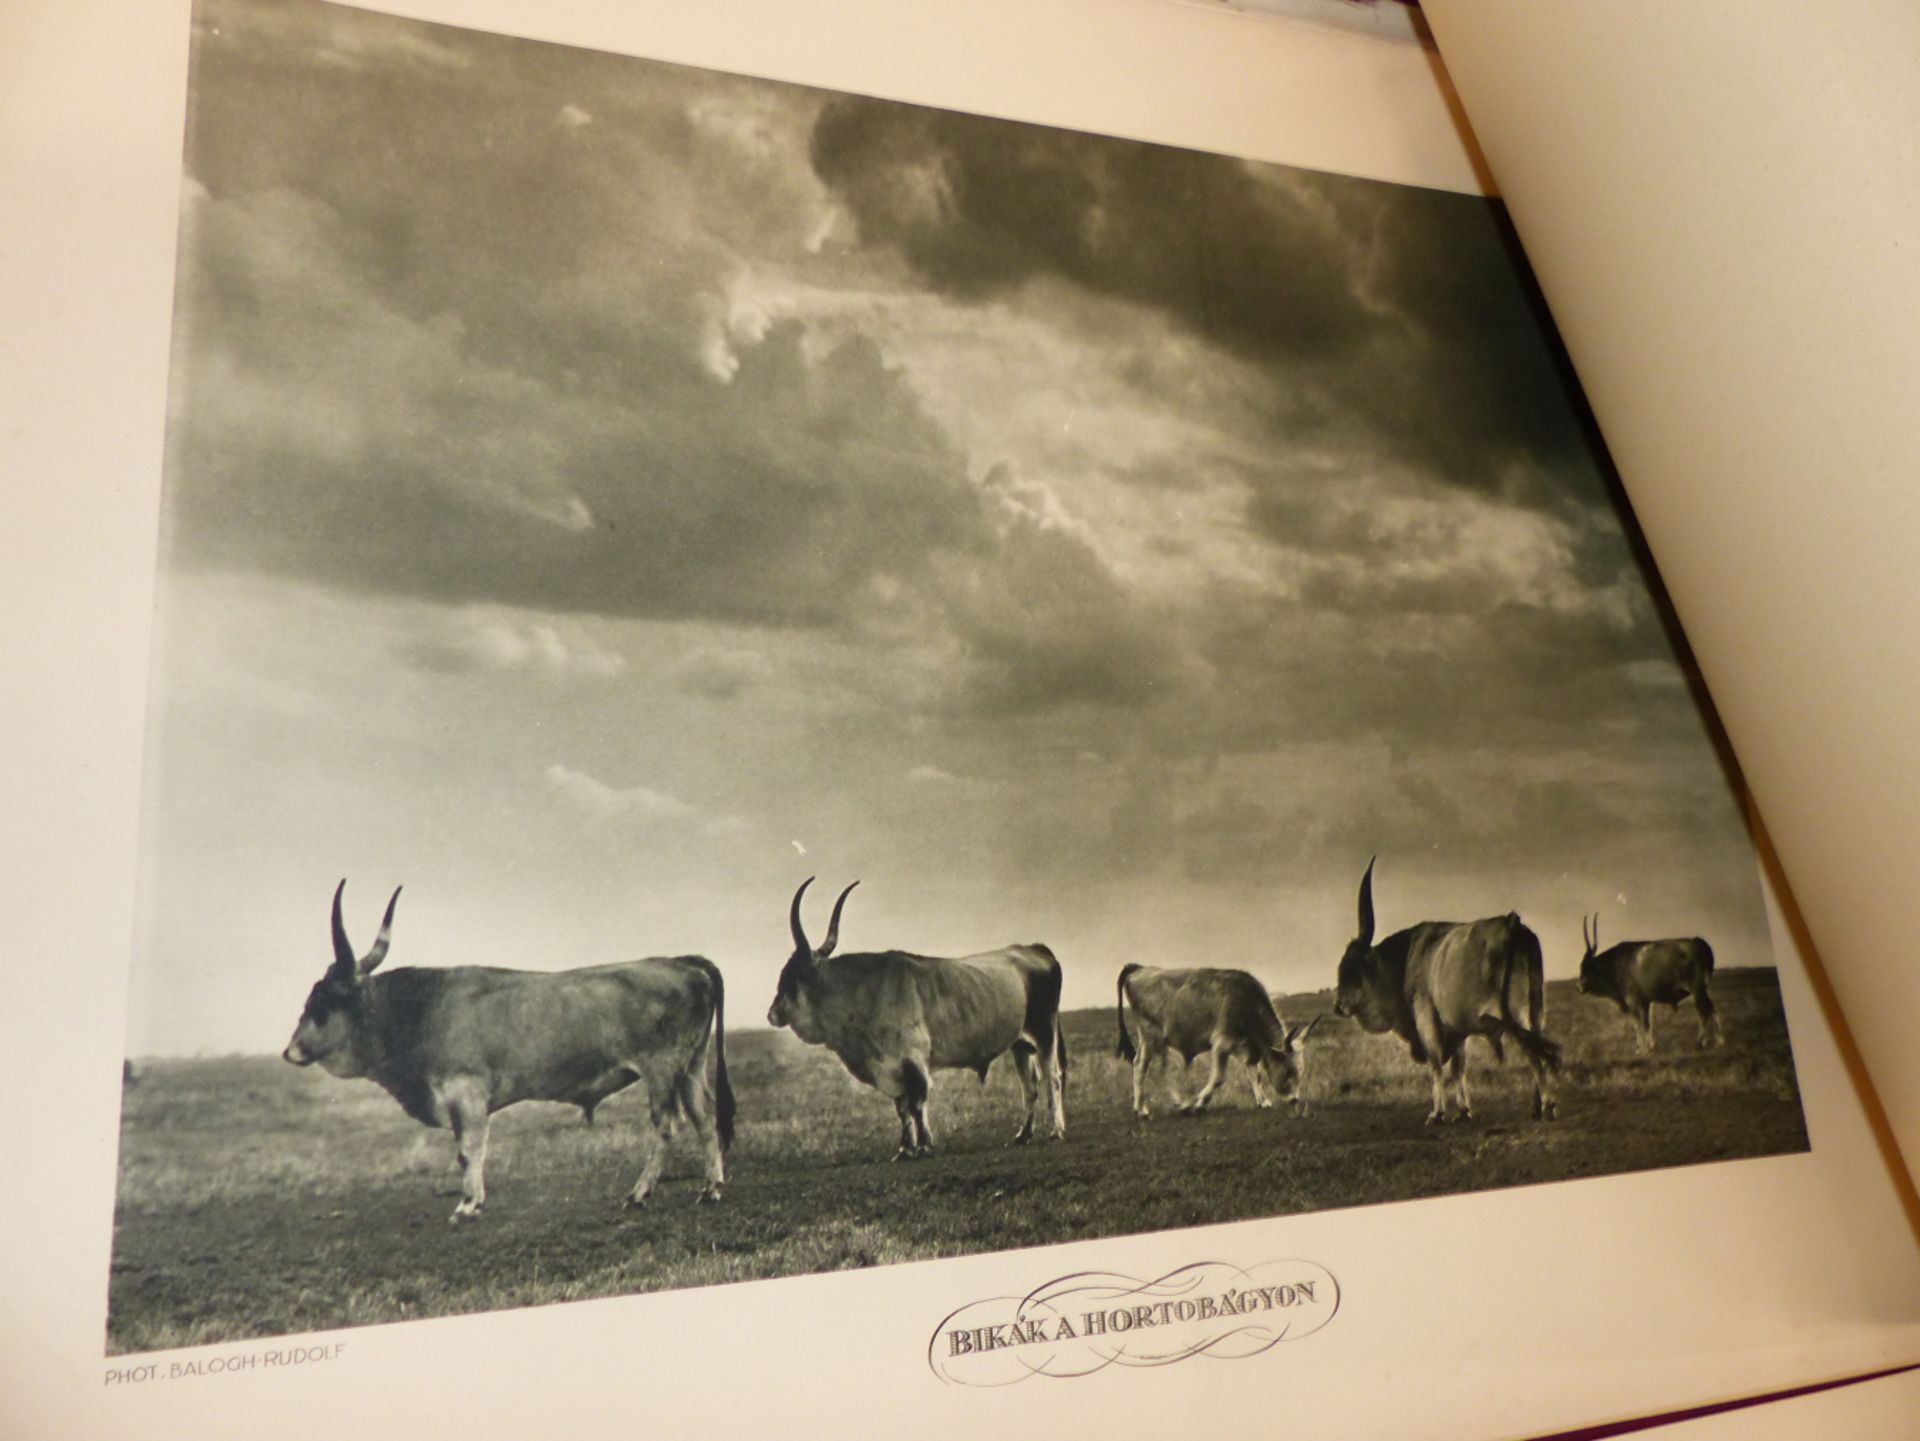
[
  {"left": 1577, "top": 915, "right": 1721, "bottom": 1051},
  {"left": 766, "top": 878, "right": 1067, "bottom": 1159},
  {"left": 1114, "top": 964, "right": 1322, "bottom": 1118},
  {"left": 1331, "top": 859, "right": 1560, "bottom": 1123},
  {"left": 282, "top": 881, "right": 734, "bottom": 1222}
]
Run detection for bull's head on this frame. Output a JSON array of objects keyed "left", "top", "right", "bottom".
[
  {"left": 1576, "top": 913, "right": 1602, "bottom": 994},
  {"left": 1262, "top": 1014, "right": 1325, "bottom": 1114},
  {"left": 282, "top": 880, "right": 400, "bottom": 1076},
  {"left": 767, "top": 876, "right": 857, "bottom": 1040}
]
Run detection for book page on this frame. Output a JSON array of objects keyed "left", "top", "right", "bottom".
[
  {"left": 1422, "top": 0, "right": 1920, "bottom": 1179},
  {"left": 3, "top": 3, "right": 1918, "bottom": 1439}
]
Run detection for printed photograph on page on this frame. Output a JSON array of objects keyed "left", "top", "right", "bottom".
[{"left": 109, "top": 0, "right": 1809, "bottom": 1354}]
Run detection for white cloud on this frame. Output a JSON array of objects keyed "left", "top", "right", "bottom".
[
  {"left": 545, "top": 764, "right": 694, "bottom": 824},
  {"left": 401, "top": 618, "right": 626, "bottom": 678}
]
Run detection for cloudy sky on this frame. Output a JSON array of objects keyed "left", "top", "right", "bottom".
[{"left": 129, "top": 0, "right": 1769, "bottom": 1055}]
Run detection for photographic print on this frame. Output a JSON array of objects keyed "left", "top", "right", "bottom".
[{"left": 109, "top": 0, "right": 1809, "bottom": 1354}]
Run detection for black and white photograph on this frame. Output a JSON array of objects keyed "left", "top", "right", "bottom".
[{"left": 108, "top": 0, "right": 1811, "bottom": 1356}]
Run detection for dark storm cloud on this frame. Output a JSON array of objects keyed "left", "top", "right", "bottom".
[
  {"left": 181, "top": 0, "right": 816, "bottom": 383},
  {"left": 168, "top": 181, "right": 993, "bottom": 625},
  {"left": 809, "top": 96, "right": 1598, "bottom": 502},
  {"left": 163, "top": 1, "right": 1195, "bottom": 724},
  {"left": 810, "top": 96, "right": 1366, "bottom": 355},
  {"left": 167, "top": 0, "right": 1662, "bottom": 745}
]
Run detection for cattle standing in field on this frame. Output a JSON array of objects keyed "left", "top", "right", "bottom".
[
  {"left": 1331, "top": 859, "right": 1560, "bottom": 1124},
  {"left": 1114, "top": 965, "right": 1322, "bottom": 1118},
  {"left": 766, "top": 878, "right": 1067, "bottom": 1160},
  {"left": 1577, "top": 915, "right": 1721, "bottom": 1052},
  {"left": 282, "top": 881, "right": 734, "bottom": 1222}
]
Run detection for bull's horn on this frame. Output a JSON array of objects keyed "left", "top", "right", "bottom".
[
  {"left": 789, "top": 877, "right": 816, "bottom": 956},
  {"left": 1356, "top": 856, "right": 1377, "bottom": 945},
  {"left": 330, "top": 879, "right": 356, "bottom": 977},
  {"left": 359, "top": 886, "right": 402, "bottom": 975},
  {"left": 819, "top": 881, "right": 859, "bottom": 959}
]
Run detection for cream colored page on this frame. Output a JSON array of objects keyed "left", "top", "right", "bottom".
[{"left": 1422, "top": 0, "right": 1920, "bottom": 1174}]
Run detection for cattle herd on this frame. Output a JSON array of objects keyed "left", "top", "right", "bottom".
[{"left": 281, "top": 860, "right": 1725, "bottom": 1223}]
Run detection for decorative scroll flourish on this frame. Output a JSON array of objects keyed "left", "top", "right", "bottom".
[{"left": 927, "top": 1258, "right": 1340, "bottom": 1386}]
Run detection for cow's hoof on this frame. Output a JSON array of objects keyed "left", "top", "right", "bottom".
[
  {"left": 622, "top": 1192, "right": 650, "bottom": 1211},
  {"left": 449, "top": 1206, "right": 484, "bottom": 1225},
  {"left": 1459, "top": 1109, "right": 1474, "bottom": 1123},
  {"left": 696, "top": 1186, "right": 723, "bottom": 1205},
  {"left": 1424, "top": 1113, "right": 1445, "bottom": 1127}
]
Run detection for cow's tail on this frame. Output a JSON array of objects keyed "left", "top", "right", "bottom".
[
  {"left": 1115, "top": 962, "right": 1141, "bottom": 1061},
  {"left": 1057, "top": 998, "right": 1070, "bottom": 1091},
  {"left": 687, "top": 955, "right": 735, "bottom": 1151},
  {"left": 1698, "top": 938, "right": 1717, "bottom": 978},
  {"left": 1498, "top": 917, "right": 1561, "bottom": 1072}
]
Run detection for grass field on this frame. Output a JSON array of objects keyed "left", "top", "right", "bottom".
[{"left": 107, "top": 968, "right": 1807, "bottom": 1354}]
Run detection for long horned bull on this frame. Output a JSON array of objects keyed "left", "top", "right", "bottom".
[
  {"left": 1332, "top": 857, "right": 1559, "bottom": 1124},
  {"left": 285, "top": 879, "right": 735, "bottom": 1220},
  {"left": 768, "top": 876, "right": 1068, "bottom": 1160}
]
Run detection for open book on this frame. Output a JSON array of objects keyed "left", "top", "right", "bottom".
[{"left": 4, "top": 0, "right": 1917, "bottom": 1437}]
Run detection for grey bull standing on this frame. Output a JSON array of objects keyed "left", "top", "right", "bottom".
[
  {"left": 1331, "top": 859, "right": 1560, "bottom": 1123},
  {"left": 1114, "top": 964, "right": 1321, "bottom": 1117},
  {"left": 282, "top": 882, "right": 734, "bottom": 1221},
  {"left": 1577, "top": 915, "right": 1721, "bottom": 1051},
  {"left": 767, "top": 879, "right": 1067, "bottom": 1160}
]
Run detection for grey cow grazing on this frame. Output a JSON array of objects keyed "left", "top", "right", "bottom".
[
  {"left": 282, "top": 881, "right": 734, "bottom": 1222},
  {"left": 1577, "top": 915, "right": 1721, "bottom": 1051},
  {"left": 767, "top": 878, "right": 1067, "bottom": 1160},
  {"left": 1331, "top": 859, "right": 1560, "bottom": 1124},
  {"left": 1114, "top": 964, "right": 1321, "bottom": 1117}
]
